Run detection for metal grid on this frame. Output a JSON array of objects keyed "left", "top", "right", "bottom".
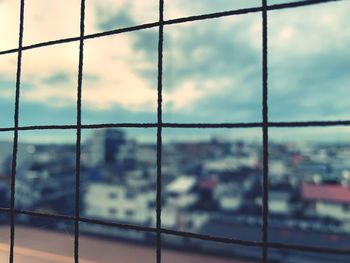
[{"left": 0, "top": 0, "right": 348, "bottom": 262}]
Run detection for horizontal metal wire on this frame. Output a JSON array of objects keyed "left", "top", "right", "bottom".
[
  {"left": 0, "top": 120, "right": 350, "bottom": 132},
  {"left": 0, "top": 0, "right": 340, "bottom": 56},
  {"left": 0, "top": 207, "right": 349, "bottom": 255}
]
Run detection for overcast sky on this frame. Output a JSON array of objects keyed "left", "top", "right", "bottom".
[{"left": 0, "top": 0, "right": 349, "bottom": 143}]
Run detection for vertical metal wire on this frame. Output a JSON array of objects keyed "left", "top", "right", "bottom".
[
  {"left": 74, "top": 0, "right": 86, "bottom": 262},
  {"left": 156, "top": 0, "right": 164, "bottom": 262},
  {"left": 261, "top": 0, "right": 269, "bottom": 262},
  {"left": 9, "top": 0, "right": 25, "bottom": 262}
]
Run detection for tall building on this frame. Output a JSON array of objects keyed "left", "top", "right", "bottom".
[{"left": 85, "top": 129, "right": 125, "bottom": 167}]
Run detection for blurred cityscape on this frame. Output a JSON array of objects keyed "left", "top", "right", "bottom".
[{"left": 1, "top": 128, "right": 350, "bottom": 262}]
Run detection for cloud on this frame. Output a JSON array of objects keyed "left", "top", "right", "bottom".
[
  {"left": 0, "top": 0, "right": 20, "bottom": 51},
  {"left": 81, "top": 29, "right": 158, "bottom": 111},
  {"left": 96, "top": 5, "right": 134, "bottom": 31},
  {"left": 43, "top": 72, "right": 71, "bottom": 85},
  {"left": 0, "top": 1, "right": 160, "bottom": 112},
  {"left": 161, "top": 14, "right": 262, "bottom": 122},
  {"left": 164, "top": 0, "right": 261, "bottom": 20},
  {"left": 269, "top": 1, "right": 349, "bottom": 57},
  {"left": 268, "top": 1, "right": 350, "bottom": 121},
  {"left": 86, "top": 0, "right": 158, "bottom": 35},
  {"left": 0, "top": 0, "right": 349, "bottom": 137},
  {"left": 22, "top": 0, "right": 81, "bottom": 46},
  {"left": 0, "top": 0, "right": 263, "bottom": 118}
]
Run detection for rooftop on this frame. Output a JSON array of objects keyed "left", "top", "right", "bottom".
[{"left": 301, "top": 182, "right": 350, "bottom": 203}]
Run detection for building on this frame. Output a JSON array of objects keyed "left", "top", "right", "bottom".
[
  {"left": 14, "top": 145, "right": 76, "bottom": 218},
  {"left": 83, "top": 183, "right": 155, "bottom": 226},
  {"left": 165, "top": 176, "right": 198, "bottom": 209},
  {"left": 301, "top": 182, "right": 350, "bottom": 227},
  {"left": 84, "top": 129, "right": 125, "bottom": 167}
]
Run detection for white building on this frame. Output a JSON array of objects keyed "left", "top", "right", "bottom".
[
  {"left": 214, "top": 182, "right": 243, "bottom": 212},
  {"left": 268, "top": 191, "right": 291, "bottom": 215},
  {"left": 165, "top": 176, "right": 198, "bottom": 208},
  {"left": 203, "top": 155, "right": 258, "bottom": 174},
  {"left": 84, "top": 183, "right": 155, "bottom": 226}
]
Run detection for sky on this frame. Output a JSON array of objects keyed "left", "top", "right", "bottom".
[{"left": 0, "top": 0, "right": 349, "bottom": 143}]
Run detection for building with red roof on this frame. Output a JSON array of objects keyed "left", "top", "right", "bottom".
[
  {"left": 301, "top": 182, "right": 350, "bottom": 224},
  {"left": 301, "top": 182, "right": 350, "bottom": 204}
]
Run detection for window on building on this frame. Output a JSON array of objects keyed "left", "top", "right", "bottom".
[
  {"left": 125, "top": 210, "right": 134, "bottom": 217},
  {"left": 108, "top": 208, "right": 117, "bottom": 215},
  {"left": 108, "top": 192, "right": 118, "bottom": 199}
]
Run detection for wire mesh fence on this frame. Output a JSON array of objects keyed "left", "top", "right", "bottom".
[{"left": 0, "top": 0, "right": 348, "bottom": 262}]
